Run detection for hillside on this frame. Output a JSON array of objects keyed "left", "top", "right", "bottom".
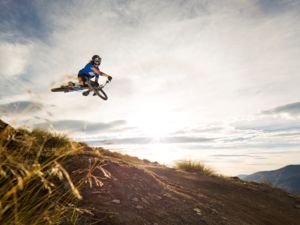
[
  {"left": 239, "top": 165, "right": 300, "bottom": 196},
  {"left": 1, "top": 120, "right": 300, "bottom": 225}
]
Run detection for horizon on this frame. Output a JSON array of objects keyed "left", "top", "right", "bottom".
[{"left": 1, "top": 0, "right": 300, "bottom": 176}]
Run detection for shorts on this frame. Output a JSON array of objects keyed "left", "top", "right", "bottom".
[{"left": 78, "top": 73, "right": 91, "bottom": 86}]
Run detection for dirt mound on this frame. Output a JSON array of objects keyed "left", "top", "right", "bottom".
[{"left": 1, "top": 120, "right": 300, "bottom": 225}]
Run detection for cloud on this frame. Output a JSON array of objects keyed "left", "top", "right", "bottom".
[
  {"left": 0, "top": 42, "right": 31, "bottom": 78},
  {"left": 0, "top": 0, "right": 50, "bottom": 42},
  {"left": 92, "top": 137, "right": 153, "bottom": 145},
  {"left": 233, "top": 115, "right": 300, "bottom": 133},
  {"left": 160, "top": 136, "right": 214, "bottom": 144},
  {"left": 0, "top": 100, "right": 44, "bottom": 115},
  {"left": 263, "top": 102, "right": 300, "bottom": 116},
  {"left": 255, "top": 0, "right": 300, "bottom": 15},
  {"left": 34, "top": 119, "right": 126, "bottom": 134},
  {"left": 90, "top": 135, "right": 215, "bottom": 145},
  {"left": 228, "top": 102, "right": 300, "bottom": 141},
  {"left": 211, "top": 154, "right": 267, "bottom": 160}
]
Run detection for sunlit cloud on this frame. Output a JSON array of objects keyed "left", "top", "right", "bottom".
[
  {"left": 0, "top": 42, "right": 31, "bottom": 77},
  {"left": 0, "top": 100, "right": 44, "bottom": 115},
  {"left": 34, "top": 119, "right": 127, "bottom": 135},
  {"left": 263, "top": 102, "right": 300, "bottom": 117}
]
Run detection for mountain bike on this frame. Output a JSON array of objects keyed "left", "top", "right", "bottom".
[{"left": 51, "top": 78, "right": 110, "bottom": 100}]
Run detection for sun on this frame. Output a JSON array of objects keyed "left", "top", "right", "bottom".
[
  {"left": 127, "top": 107, "right": 179, "bottom": 141},
  {"left": 139, "top": 117, "right": 171, "bottom": 140}
]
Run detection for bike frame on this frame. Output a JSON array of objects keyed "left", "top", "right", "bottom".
[{"left": 65, "top": 80, "right": 109, "bottom": 93}]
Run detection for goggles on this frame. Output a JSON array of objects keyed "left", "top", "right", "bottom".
[{"left": 94, "top": 58, "right": 101, "bottom": 65}]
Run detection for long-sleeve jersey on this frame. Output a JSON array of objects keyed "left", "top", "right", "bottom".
[{"left": 78, "top": 63, "right": 101, "bottom": 79}]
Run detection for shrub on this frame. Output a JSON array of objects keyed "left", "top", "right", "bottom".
[
  {"left": 175, "top": 160, "right": 216, "bottom": 176},
  {"left": 31, "top": 128, "right": 70, "bottom": 149},
  {"left": 0, "top": 127, "right": 82, "bottom": 225}
]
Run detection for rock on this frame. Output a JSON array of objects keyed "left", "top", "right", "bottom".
[
  {"left": 136, "top": 205, "right": 143, "bottom": 209},
  {"left": 132, "top": 197, "right": 139, "bottom": 202},
  {"left": 193, "top": 208, "right": 202, "bottom": 216},
  {"left": 163, "top": 193, "right": 172, "bottom": 198},
  {"left": 112, "top": 199, "right": 120, "bottom": 204},
  {"left": 141, "top": 197, "right": 149, "bottom": 204}
]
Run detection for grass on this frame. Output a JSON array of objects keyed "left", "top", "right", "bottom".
[
  {"left": 175, "top": 160, "right": 216, "bottom": 176},
  {"left": 31, "top": 128, "right": 71, "bottom": 149},
  {"left": 0, "top": 125, "right": 97, "bottom": 225}
]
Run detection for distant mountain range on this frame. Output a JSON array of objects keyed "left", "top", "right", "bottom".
[{"left": 239, "top": 165, "right": 300, "bottom": 195}]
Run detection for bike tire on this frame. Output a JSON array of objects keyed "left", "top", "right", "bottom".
[
  {"left": 51, "top": 86, "right": 70, "bottom": 92},
  {"left": 87, "top": 81, "right": 108, "bottom": 100}
]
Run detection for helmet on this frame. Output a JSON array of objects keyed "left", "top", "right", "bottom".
[{"left": 92, "top": 55, "right": 101, "bottom": 66}]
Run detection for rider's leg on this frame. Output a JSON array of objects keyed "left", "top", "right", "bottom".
[
  {"left": 89, "top": 80, "right": 99, "bottom": 87},
  {"left": 68, "top": 81, "right": 75, "bottom": 87},
  {"left": 78, "top": 76, "right": 85, "bottom": 86},
  {"left": 82, "top": 90, "right": 90, "bottom": 96},
  {"left": 78, "top": 75, "right": 91, "bottom": 96},
  {"left": 89, "top": 80, "right": 99, "bottom": 96}
]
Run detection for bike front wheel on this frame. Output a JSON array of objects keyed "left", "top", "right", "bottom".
[{"left": 87, "top": 81, "right": 108, "bottom": 100}]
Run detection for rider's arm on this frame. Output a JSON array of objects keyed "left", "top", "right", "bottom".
[
  {"left": 100, "top": 72, "right": 112, "bottom": 81},
  {"left": 92, "top": 67, "right": 111, "bottom": 79},
  {"left": 91, "top": 67, "right": 101, "bottom": 82},
  {"left": 91, "top": 66, "right": 112, "bottom": 82},
  {"left": 100, "top": 71, "right": 110, "bottom": 78}
]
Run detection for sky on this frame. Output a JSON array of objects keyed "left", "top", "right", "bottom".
[{"left": 1, "top": 0, "right": 300, "bottom": 175}]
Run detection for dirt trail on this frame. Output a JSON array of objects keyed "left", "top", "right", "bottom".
[{"left": 65, "top": 152, "right": 300, "bottom": 225}]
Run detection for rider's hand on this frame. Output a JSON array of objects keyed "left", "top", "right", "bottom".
[{"left": 107, "top": 75, "right": 112, "bottom": 82}]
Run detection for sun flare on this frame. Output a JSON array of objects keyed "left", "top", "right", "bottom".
[{"left": 127, "top": 104, "right": 181, "bottom": 140}]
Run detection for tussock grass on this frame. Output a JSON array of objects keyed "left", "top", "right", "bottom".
[
  {"left": 175, "top": 160, "right": 216, "bottom": 176},
  {"left": 0, "top": 125, "right": 93, "bottom": 225},
  {"left": 31, "top": 128, "right": 71, "bottom": 149}
]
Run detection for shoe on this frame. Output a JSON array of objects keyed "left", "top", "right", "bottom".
[
  {"left": 68, "top": 81, "right": 75, "bottom": 87},
  {"left": 93, "top": 92, "right": 97, "bottom": 96},
  {"left": 82, "top": 90, "right": 90, "bottom": 96}
]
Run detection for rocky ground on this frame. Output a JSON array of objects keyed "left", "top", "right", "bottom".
[{"left": 64, "top": 148, "right": 300, "bottom": 225}]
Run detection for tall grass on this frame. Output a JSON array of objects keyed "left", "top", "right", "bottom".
[
  {"left": 175, "top": 160, "right": 216, "bottom": 176},
  {"left": 0, "top": 127, "right": 85, "bottom": 225}
]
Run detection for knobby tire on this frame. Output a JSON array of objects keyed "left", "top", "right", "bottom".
[
  {"left": 51, "top": 86, "right": 71, "bottom": 92},
  {"left": 87, "top": 80, "right": 108, "bottom": 100}
]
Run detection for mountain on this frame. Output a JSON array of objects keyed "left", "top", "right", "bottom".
[
  {"left": 1, "top": 119, "right": 300, "bottom": 225},
  {"left": 239, "top": 165, "right": 300, "bottom": 196}
]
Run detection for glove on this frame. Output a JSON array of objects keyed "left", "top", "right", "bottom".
[{"left": 107, "top": 75, "right": 112, "bottom": 82}]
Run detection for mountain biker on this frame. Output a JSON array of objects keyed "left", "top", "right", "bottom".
[{"left": 78, "top": 55, "right": 112, "bottom": 96}]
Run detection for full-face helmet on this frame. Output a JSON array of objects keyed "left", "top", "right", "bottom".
[{"left": 92, "top": 55, "right": 101, "bottom": 66}]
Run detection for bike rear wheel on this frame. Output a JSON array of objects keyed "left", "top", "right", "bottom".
[
  {"left": 51, "top": 86, "right": 71, "bottom": 92},
  {"left": 87, "top": 80, "right": 108, "bottom": 100}
]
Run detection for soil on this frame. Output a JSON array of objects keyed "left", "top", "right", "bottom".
[{"left": 64, "top": 150, "right": 300, "bottom": 225}]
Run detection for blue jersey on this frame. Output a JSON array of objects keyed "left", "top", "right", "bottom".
[{"left": 78, "top": 63, "right": 101, "bottom": 79}]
